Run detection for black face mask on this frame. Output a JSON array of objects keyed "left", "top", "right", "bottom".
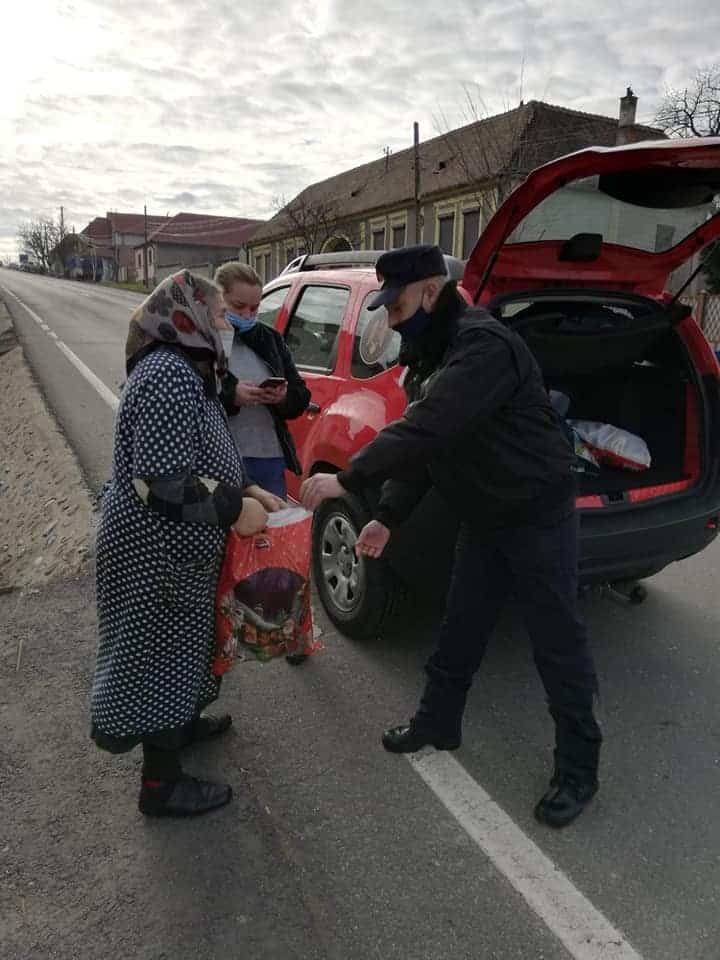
[{"left": 397, "top": 304, "right": 433, "bottom": 341}]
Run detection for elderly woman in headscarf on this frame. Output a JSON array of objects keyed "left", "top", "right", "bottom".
[{"left": 90, "top": 270, "right": 283, "bottom": 819}]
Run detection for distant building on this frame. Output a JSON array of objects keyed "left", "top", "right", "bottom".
[
  {"left": 77, "top": 212, "right": 171, "bottom": 281},
  {"left": 248, "top": 92, "right": 664, "bottom": 282},
  {"left": 133, "top": 212, "right": 264, "bottom": 285}
]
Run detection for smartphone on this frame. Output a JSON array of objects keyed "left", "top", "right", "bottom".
[{"left": 259, "top": 377, "right": 287, "bottom": 389}]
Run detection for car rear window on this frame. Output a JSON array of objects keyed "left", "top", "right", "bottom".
[{"left": 506, "top": 174, "right": 720, "bottom": 253}]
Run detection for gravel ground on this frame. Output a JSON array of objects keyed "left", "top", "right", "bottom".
[
  {"left": 0, "top": 300, "right": 326, "bottom": 959},
  {"left": 0, "top": 301, "right": 94, "bottom": 592}
]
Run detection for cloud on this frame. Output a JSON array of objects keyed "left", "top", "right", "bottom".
[{"left": 1, "top": 0, "right": 719, "bottom": 259}]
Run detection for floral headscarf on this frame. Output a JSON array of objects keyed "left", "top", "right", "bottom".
[{"left": 125, "top": 270, "right": 225, "bottom": 375}]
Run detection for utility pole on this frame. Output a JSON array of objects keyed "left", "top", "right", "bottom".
[
  {"left": 59, "top": 206, "right": 65, "bottom": 236},
  {"left": 413, "top": 121, "right": 421, "bottom": 244},
  {"left": 143, "top": 204, "right": 149, "bottom": 289}
]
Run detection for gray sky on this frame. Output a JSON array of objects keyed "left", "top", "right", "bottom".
[{"left": 1, "top": 0, "right": 718, "bottom": 260}]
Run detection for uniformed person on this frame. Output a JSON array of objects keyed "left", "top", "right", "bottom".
[{"left": 301, "top": 245, "right": 601, "bottom": 827}]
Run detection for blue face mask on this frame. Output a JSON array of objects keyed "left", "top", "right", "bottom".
[
  {"left": 226, "top": 310, "right": 257, "bottom": 332},
  {"left": 397, "top": 306, "right": 433, "bottom": 342}
]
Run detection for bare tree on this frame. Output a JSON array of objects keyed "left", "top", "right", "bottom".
[
  {"left": 432, "top": 82, "right": 542, "bottom": 228},
  {"left": 273, "top": 193, "right": 343, "bottom": 254},
  {"left": 655, "top": 66, "right": 720, "bottom": 292},
  {"left": 17, "top": 216, "right": 66, "bottom": 271},
  {"left": 655, "top": 65, "right": 720, "bottom": 138}
]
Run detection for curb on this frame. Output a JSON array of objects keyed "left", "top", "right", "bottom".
[{"left": 0, "top": 296, "right": 17, "bottom": 355}]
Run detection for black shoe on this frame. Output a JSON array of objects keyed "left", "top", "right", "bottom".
[
  {"left": 285, "top": 653, "right": 308, "bottom": 666},
  {"left": 185, "top": 713, "right": 232, "bottom": 745},
  {"left": 381, "top": 721, "right": 461, "bottom": 754},
  {"left": 139, "top": 775, "right": 233, "bottom": 818},
  {"left": 534, "top": 773, "right": 598, "bottom": 828}
]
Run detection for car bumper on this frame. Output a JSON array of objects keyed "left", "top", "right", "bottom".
[{"left": 578, "top": 506, "right": 719, "bottom": 582}]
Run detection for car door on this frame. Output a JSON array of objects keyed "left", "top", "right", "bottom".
[
  {"left": 275, "top": 282, "right": 353, "bottom": 496},
  {"left": 460, "top": 137, "right": 720, "bottom": 304}
]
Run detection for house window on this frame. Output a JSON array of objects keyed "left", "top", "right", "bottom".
[
  {"left": 257, "top": 286, "right": 290, "bottom": 328},
  {"left": 392, "top": 224, "right": 406, "bottom": 249},
  {"left": 372, "top": 228, "right": 386, "bottom": 250},
  {"left": 148, "top": 247, "right": 153, "bottom": 265},
  {"left": 284, "top": 285, "right": 350, "bottom": 372},
  {"left": 263, "top": 253, "right": 272, "bottom": 283},
  {"left": 351, "top": 293, "right": 401, "bottom": 380},
  {"left": 137, "top": 252, "right": 142, "bottom": 268},
  {"left": 438, "top": 214, "right": 455, "bottom": 255},
  {"left": 462, "top": 210, "right": 480, "bottom": 259},
  {"left": 255, "top": 256, "right": 264, "bottom": 278}
]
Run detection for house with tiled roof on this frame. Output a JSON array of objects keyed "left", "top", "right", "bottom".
[
  {"left": 104, "top": 211, "right": 172, "bottom": 281},
  {"left": 71, "top": 216, "right": 115, "bottom": 280},
  {"left": 248, "top": 91, "right": 665, "bottom": 282},
  {"left": 134, "top": 212, "right": 264, "bottom": 285}
]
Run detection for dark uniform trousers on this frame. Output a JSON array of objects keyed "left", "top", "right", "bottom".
[{"left": 417, "top": 508, "right": 602, "bottom": 782}]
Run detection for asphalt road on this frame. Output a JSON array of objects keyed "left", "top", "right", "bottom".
[
  {"left": 0, "top": 270, "right": 141, "bottom": 493},
  {"left": 2, "top": 270, "right": 720, "bottom": 960}
]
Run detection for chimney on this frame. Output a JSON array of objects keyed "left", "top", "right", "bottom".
[{"left": 616, "top": 87, "right": 638, "bottom": 144}]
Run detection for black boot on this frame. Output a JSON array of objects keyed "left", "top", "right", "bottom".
[
  {"left": 534, "top": 772, "right": 598, "bottom": 828},
  {"left": 184, "top": 713, "right": 233, "bottom": 746},
  {"left": 139, "top": 775, "right": 233, "bottom": 818},
  {"left": 382, "top": 719, "right": 461, "bottom": 754}
]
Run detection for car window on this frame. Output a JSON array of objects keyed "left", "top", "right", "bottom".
[
  {"left": 257, "top": 286, "right": 290, "bottom": 328},
  {"left": 506, "top": 174, "right": 720, "bottom": 252},
  {"left": 284, "top": 285, "right": 350, "bottom": 371},
  {"left": 351, "top": 293, "right": 401, "bottom": 379}
]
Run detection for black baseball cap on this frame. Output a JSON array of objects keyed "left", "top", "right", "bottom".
[{"left": 367, "top": 244, "right": 447, "bottom": 311}]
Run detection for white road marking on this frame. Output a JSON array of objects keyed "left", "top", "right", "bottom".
[
  {"left": 55, "top": 340, "right": 120, "bottom": 411},
  {"left": 408, "top": 750, "right": 643, "bottom": 960},
  {"left": 0, "top": 285, "right": 120, "bottom": 411},
  {"left": 2, "top": 279, "right": 642, "bottom": 959}
]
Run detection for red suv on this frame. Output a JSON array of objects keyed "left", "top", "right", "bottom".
[{"left": 258, "top": 138, "right": 720, "bottom": 639}]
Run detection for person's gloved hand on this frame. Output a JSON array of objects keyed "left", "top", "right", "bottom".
[{"left": 356, "top": 520, "right": 390, "bottom": 559}]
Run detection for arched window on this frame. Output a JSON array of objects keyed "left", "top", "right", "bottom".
[{"left": 321, "top": 235, "right": 353, "bottom": 253}]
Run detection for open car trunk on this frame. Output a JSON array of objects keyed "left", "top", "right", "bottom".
[{"left": 492, "top": 292, "right": 702, "bottom": 506}]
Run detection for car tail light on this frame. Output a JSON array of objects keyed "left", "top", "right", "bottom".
[
  {"left": 627, "top": 480, "right": 694, "bottom": 502},
  {"left": 576, "top": 495, "right": 604, "bottom": 509}
]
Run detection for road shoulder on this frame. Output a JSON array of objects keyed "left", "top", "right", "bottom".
[{"left": 0, "top": 297, "right": 94, "bottom": 592}]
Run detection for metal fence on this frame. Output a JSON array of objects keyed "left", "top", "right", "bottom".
[{"left": 682, "top": 293, "right": 720, "bottom": 350}]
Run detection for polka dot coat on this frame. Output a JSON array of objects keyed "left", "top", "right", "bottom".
[{"left": 91, "top": 348, "right": 244, "bottom": 745}]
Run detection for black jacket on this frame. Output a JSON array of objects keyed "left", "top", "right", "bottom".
[
  {"left": 220, "top": 322, "right": 310, "bottom": 475},
  {"left": 337, "top": 284, "right": 576, "bottom": 530}
]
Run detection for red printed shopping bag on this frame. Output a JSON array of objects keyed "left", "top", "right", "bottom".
[{"left": 214, "top": 507, "right": 320, "bottom": 672}]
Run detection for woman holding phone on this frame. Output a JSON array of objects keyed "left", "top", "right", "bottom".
[{"left": 215, "top": 262, "right": 310, "bottom": 498}]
